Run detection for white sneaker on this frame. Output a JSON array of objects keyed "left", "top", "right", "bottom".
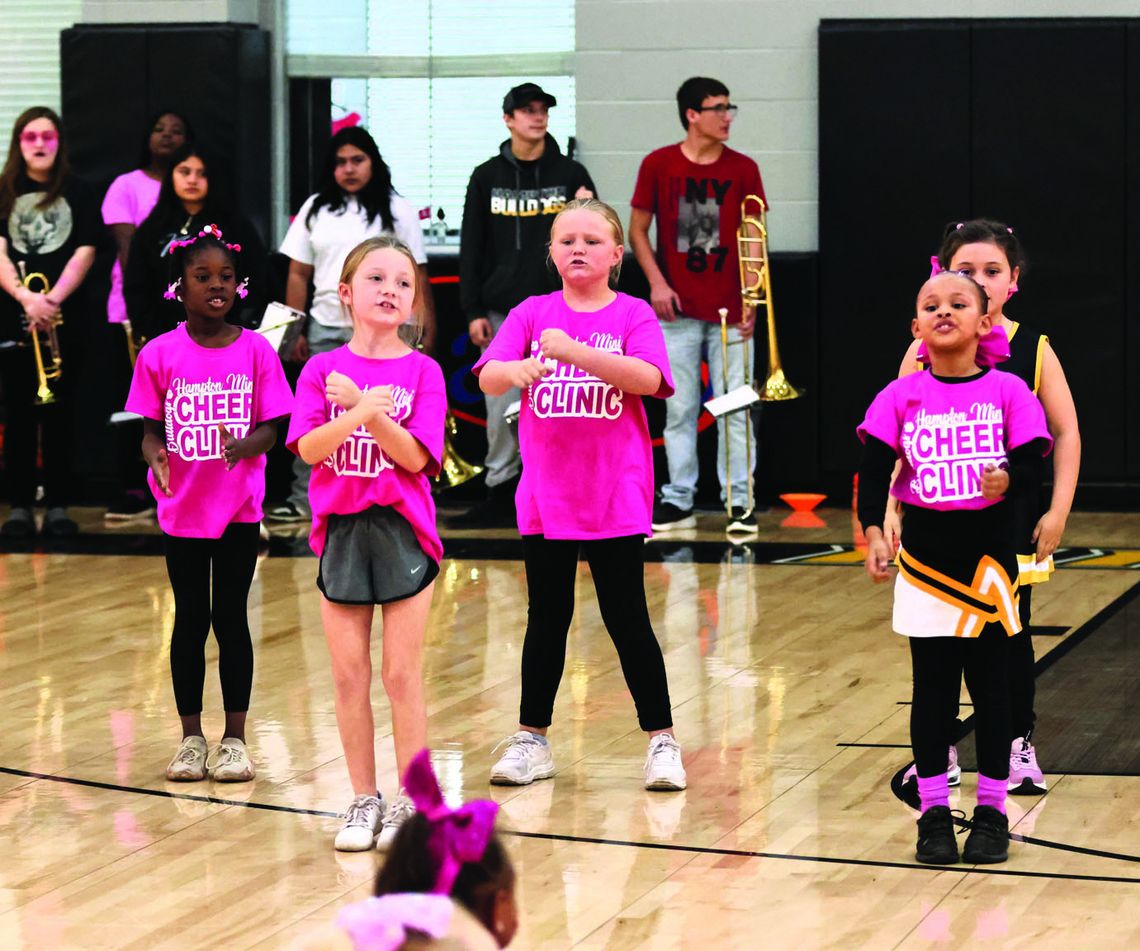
[
  {"left": 947, "top": 744, "right": 962, "bottom": 786},
  {"left": 376, "top": 791, "right": 415, "bottom": 852},
  {"left": 166, "top": 735, "right": 208, "bottom": 782},
  {"left": 490, "top": 731, "right": 555, "bottom": 785},
  {"left": 902, "top": 745, "right": 962, "bottom": 787},
  {"left": 207, "top": 737, "right": 255, "bottom": 782},
  {"left": 334, "top": 793, "right": 387, "bottom": 852},
  {"left": 644, "top": 733, "right": 687, "bottom": 791}
]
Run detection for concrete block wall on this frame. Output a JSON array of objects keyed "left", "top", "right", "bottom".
[
  {"left": 81, "top": 0, "right": 260, "bottom": 23},
  {"left": 575, "top": 0, "right": 1140, "bottom": 251}
]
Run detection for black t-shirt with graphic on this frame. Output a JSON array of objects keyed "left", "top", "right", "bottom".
[{"left": 0, "top": 175, "right": 102, "bottom": 341}]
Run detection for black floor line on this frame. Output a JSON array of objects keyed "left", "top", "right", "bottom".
[
  {"left": 506, "top": 830, "right": 1140, "bottom": 884},
  {"left": 5, "top": 761, "right": 1138, "bottom": 881},
  {"left": 890, "top": 763, "right": 1140, "bottom": 865},
  {"left": 0, "top": 765, "right": 341, "bottom": 819},
  {"left": 838, "top": 742, "right": 911, "bottom": 749}
]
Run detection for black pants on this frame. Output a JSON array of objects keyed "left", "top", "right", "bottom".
[
  {"left": 1009, "top": 586, "right": 1036, "bottom": 739},
  {"left": 910, "top": 623, "right": 1010, "bottom": 780},
  {"left": 107, "top": 323, "right": 147, "bottom": 499},
  {"left": 164, "top": 522, "right": 259, "bottom": 716},
  {"left": 0, "top": 344, "right": 73, "bottom": 508},
  {"left": 952, "top": 586, "right": 1036, "bottom": 739},
  {"left": 520, "top": 534, "right": 673, "bottom": 732}
]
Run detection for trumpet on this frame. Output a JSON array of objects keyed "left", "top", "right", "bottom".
[
  {"left": 436, "top": 411, "right": 484, "bottom": 489},
  {"left": 17, "top": 265, "right": 63, "bottom": 405}
]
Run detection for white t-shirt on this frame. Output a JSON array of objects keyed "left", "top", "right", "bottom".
[{"left": 280, "top": 192, "right": 428, "bottom": 328}]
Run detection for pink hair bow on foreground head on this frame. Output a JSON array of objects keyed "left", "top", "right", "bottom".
[
  {"left": 405, "top": 748, "right": 500, "bottom": 895},
  {"left": 916, "top": 323, "right": 1011, "bottom": 369}
]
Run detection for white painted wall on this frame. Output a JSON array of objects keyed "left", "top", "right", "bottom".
[
  {"left": 81, "top": 0, "right": 259, "bottom": 23},
  {"left": 575, "top": 0, "right": 1140, "bottom": 251}
]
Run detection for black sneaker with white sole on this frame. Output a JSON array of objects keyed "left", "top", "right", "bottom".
[
  {"left": 726, "top": 507, "right": 759, "bottom": 536},
  {"left": 651, "top": 502, "right": 696, "bottom": 531}
]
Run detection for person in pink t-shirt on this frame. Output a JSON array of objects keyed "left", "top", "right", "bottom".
[
  {"left": 474, "top": 199, "right": 687, "bottom": 794},
  {"left": 103, "top": 110, "right": 192, "bottom": 521},
  {"left": 286, "top": 236, "right": 446, "bottom": 854},
  {"left": 855, "top": 271, "right": 1052, "bottom": 868},
  {"left": 126, "top": 225, "right": 293, "bottom": 786}
]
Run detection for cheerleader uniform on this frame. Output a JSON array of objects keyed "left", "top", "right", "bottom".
[{"left": 857, "top": 366, "right": 1052, "bottom": 789}]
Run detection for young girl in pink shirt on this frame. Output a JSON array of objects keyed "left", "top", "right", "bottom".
[
  {"left": 475, "top": 199, "right": 686, "bottom": 793},
  {"left": 286, "top": 236, "right": 446, "bottom": 853},
  {"left": 125, "top": 225, "right": 293, "bottom": 784},
  {"left": 857, "top": 270, "right": 1052, "bottom": 866}
]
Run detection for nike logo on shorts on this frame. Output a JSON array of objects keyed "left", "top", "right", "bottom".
[{"left": 411, "top": 565, "right": 422, "bottom": 574}]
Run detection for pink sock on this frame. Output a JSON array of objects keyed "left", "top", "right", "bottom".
[
  {"left": 917, "top": 772, "right": 950, "bottom": 812},
  {"left": 977, "top": 773, "right": 1007, "bottom": 814}
]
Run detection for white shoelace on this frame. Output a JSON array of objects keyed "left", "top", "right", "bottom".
[
  {"left": 343, "top": 797, "right": 381, "bottom": 828},
  {"left": 649, "top": 734, "right": 681, "bottom": 764},
  {"left": 383, "top": 795, "right": 415, "bottom": 829},
  {"left": 206, "top": 743, "right": 246, "bottom": 770},
  {"left": 492, "top": 733, "right": 541, "bottom": 762},
  {"left": 174, "top": 741, "right": 204, "bottom": 765}
]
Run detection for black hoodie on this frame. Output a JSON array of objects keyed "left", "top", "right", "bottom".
[{"left": 459, "top": 134, "right": 596, "bottom": 319}]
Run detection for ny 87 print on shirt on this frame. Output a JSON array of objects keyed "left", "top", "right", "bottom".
[{"left": 324, "top": 385, "right": 416, "bottom": 477}]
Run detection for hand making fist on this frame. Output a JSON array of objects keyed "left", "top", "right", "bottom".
[
  {"left": 325, "top": 370, "right": 363, "bottom": 410},
  {"left": 537, "top": 328, "right": 580, "bottom": 364}
]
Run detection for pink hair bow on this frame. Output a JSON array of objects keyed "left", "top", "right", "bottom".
[
  {"left": 916, "top": 323, "right": 1011, "bottom": 369},
  {"left": 404, "top": 748, "right": 500, "bottom": 896},
  {"left": 337, "top": 893, "right": 454, "bottom": 951},
  {"left": 929, "top": 255, "right": 943, "bottom": 278}
]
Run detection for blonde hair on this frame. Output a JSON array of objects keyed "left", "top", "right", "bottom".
[
  {"left": 549, "top": 198, "right": 625, "bottom": 287},
  {"left": 339, "top": 235, "right": 423, "bottom": 346}
]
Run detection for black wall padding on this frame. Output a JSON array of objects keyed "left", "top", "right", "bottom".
[
  {"left": 288, "top": 79, "right": 332, "bottom": 215},
  {"left": 1128, "top": 24, "right": 1140, "bottom": 480},
  {"left": 60, "top": 23, "right": 271, "bottom": 239},
  {"left": 820, "top": 18, "right": 1140, "bottom": 493},
  {"left": 971, "top": 21, "right": 1125, "bottom": 481},
  {"left": 56, "top": 23, "right": 271, "bottom": 500},
  {"left": 818, "top": 20, "right": 971, "bottom": 484}
]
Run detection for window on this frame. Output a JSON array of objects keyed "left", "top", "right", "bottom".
[
  {"left": 286, "top": 0, "right": 576, "bottom": 237},
  {"left": 0, "top": 2, "right": 82, "bottom": 140}
]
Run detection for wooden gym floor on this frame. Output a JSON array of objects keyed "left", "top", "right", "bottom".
[{"left": 0, "top": 505, "right": 1137, "bottom": 949}]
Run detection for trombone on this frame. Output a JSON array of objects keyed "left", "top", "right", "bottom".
[
  {"left": 17, "top": 264, "right": 63, "bottom": 405},
  {"left": 718, "top": 194, "right": 802, "bottom": 519}
]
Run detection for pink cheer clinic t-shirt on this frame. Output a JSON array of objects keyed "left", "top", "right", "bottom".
[
  {"left": 858, "top": 369, "right": 1052, "bottom": 511},
  {"left": 286, "top": 347, "right": 446, "bottom": 560},
  {"left": 126, "top": 325, "right": 295, "bottom": 537},
  {"left": 473, "top": 291, "right": 674, "bottom": 539},
  {"left": 102, "top": 169, "right": 162, "bottom": 324}
]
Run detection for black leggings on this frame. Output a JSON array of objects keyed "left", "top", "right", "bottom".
[
  {"left": 910, "top": 623, "right": 1010, "bottom": 780},
  {"left": 520, "top": 535, "right": 673, "bottom": 732},
  {"left": 951, "top": 585, "right": 1036, "bottom": 739},
  {"left": 164, "top": 522, "right": 260, "bottom": 716},
  {"left": 1009, "top": 586, "right": 1036, "bottom": 738},
  {"left": 0, "top": 345, "right": 73, "bottom": 508}
]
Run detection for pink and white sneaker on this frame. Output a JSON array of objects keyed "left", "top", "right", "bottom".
[
  {"left": 1008, "top": 736, "right": 1047, "bottom": 795},
  {"left": 902, "top": 745, "right": 962, "bottom": 787}
]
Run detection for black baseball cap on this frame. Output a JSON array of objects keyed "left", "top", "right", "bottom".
[{"left": 502, "top": 83, "right": 557, "bottom": 114}]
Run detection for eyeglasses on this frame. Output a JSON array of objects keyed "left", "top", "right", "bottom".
[
  {"left": 20, "top": 130, "right": 59, "bottom": 146},
  {"left": 696, "top": 104, "right": 739, "bottom": 116}
]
